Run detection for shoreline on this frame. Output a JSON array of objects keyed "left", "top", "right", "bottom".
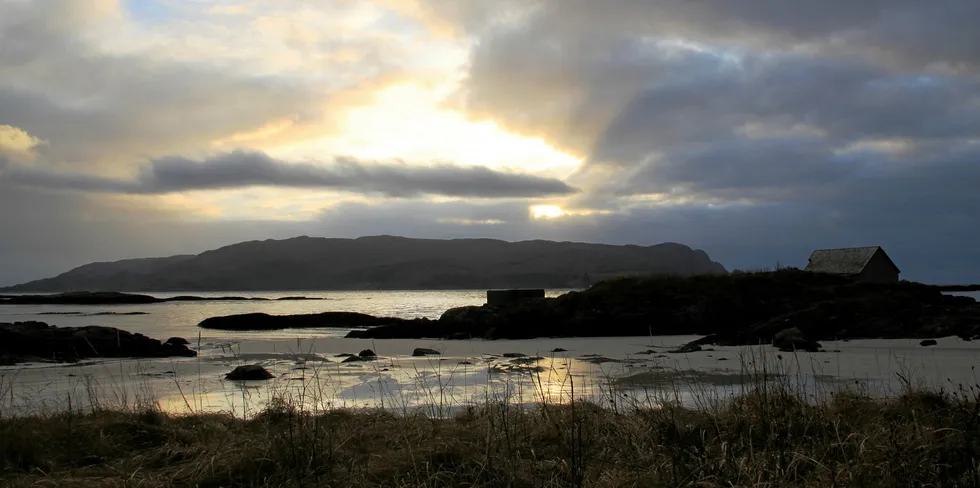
[
  {"left": 3, "top": 334, "right": 977, "bottom": 416},
  {"left": 2, "top": 339, "right": 979, "bottom": 486},
  {"left": 2, "top": 272, "right": 979, "bottom": 419}
]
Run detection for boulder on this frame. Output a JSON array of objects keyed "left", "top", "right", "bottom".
[
  {"left": 358, "top": 349, "right": 377, "bottom": 358},
  {"left": 920, "top": 339, "right": 938, "bottom": 347},
  {"left": 165, "top": 337, "right": 190, "bottom": 346},
  {"left": 342, "top": 355, "right": 365, "bottom": 363},
  {"left": 412, "top": 348, "right": 440, "bottom": 357},
  {"left": 773, "top": 327, "right": 822, "bottom": 352},
  {"left": 551, "top": 347, "right": 567, "bottom": 353},
  {"left": 225, "top": 365, "right": 274, "bottom": 381},
  {"left": 502, "top": 352, "right": 527, "bottom": 358}
]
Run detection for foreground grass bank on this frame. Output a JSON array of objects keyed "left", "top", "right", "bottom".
[{"left": 3, "top": 384, "right": 980, "bottom": 487}]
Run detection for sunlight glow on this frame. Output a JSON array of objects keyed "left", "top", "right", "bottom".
[
  {"left": 274, "top": 83, "right": 581, "bottom": 177},
  {"left": 530, "top": 205, "right": 566, "bottom": 219}
]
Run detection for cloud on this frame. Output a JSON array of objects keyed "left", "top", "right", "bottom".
[
  {"left": 2, "top": 0, "right": 980, "bottom": 287},
  {"left": 437, "top": 1, "right": 980, "bottom": 74},
  {"left": 3, "top": 151, "right": 579, "bottom": 199},
  {"left": 0, "top": 0, "right": 408, "bottom": 168},
  {"left": 0, "top": 124, "right": 45, "bottom": 163}
]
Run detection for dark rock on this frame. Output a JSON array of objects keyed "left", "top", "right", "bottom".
[
  {"left": 510, "top": 356, "right": 544, "bottom": 365},
  {"left": 502, "top": 352, "right": 527, "bottom": 358},
  {"left": 358, "top": 349, "right": 377, "bottom": 358},
  {"left": 920, "top": 339, "right": 938, "bottom": 347},
  {"left": 578, "top": 356, "right": 623, "bottom": 364},
  {"left": 773, "top": 327, "right": 822, "bottom": 352},
  {"left": 334, "top": 353, "right": 355, "bottom": 357},
  {"left": 343, "top": 317, "right": 440, "bottom": 339},
  {"left": 86, "top": 312, "right": 150, "bottom": 316},
  {"left": 668, "top": 342, "right": 702, "bottom": 354},
  {"left": 447, "top": 332, "right": 471, "bottom": 340},
  {"left": 165, "top": 337, "right": 190, "bottom": 346},
  {"left": 0, "top": 321, "right": 196, "bottom": 365},
  {"left": 225, "top": 365, "right": 274, "bottom": 381},
  {"left": 342, "top": 355, "right": 365, "bottom": 363},
  {"left": 412, "top": 348, "right": 440, "bottom": 357},
  {"left": 200, "top": 311, "right": 406, "bottom": 331},
  {"left": 201, "top": 269, "right": 980, "bottom": 345},
  {"left": 550, "top": 347, "right": 567, "bottom": 352}
]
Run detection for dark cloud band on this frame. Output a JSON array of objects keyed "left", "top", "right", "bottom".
[{"left": 2, "top": 150, "right": 579, "bottom": 198}]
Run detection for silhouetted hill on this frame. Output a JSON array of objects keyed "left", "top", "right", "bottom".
[{"left": 1, "top": 236, "right": 727, "bottom": 292}]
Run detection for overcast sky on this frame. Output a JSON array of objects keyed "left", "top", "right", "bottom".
[{"left": 1, "top": 0, "right": 979, "bottom": 285}]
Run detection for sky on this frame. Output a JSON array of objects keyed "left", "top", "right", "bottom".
[{"left": 1, "top": 0, "right": 979, "bottom": 285}]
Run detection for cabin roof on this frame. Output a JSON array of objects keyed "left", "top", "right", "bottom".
[{"left": 804, "top": 246, "right": 900, "bottom": 275}]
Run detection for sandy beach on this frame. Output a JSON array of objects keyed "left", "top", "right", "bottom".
[{"left": 4, "top": 334, "right": 978, "bottom": 417}]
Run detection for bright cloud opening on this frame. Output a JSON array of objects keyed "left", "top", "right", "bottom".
[
  {"left": 272, "top": 83, "right": 582, "bottom": 177},
  {"left": 530, "top": 205, "right": 566, "bottom": 219}
]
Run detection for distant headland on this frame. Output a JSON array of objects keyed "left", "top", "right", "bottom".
[{"left": 0, "top": 235, "right": 726, "bottom": 293}]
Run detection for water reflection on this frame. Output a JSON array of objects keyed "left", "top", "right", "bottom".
[{"left": 4, "top": 335, "right": 980, "bottom": 418}]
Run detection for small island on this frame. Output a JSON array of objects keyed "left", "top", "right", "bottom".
[{"left": 192, "top": 269, "right": 980, "bottom": 350}]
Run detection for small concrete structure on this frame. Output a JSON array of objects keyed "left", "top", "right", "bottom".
[
  {"left": 804, "top": 246, "right": 900, "bottom": 283},
  {"left": 487, "top": 289, "right": 545, "bottom": 307}
]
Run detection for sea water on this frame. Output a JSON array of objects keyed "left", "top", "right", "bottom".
[{"left": 1, "top": 290, "right": 977, "bottom": 416}]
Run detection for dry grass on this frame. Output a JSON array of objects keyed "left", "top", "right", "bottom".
[{"left": 3, "top": 379, "right": 980, "bottom": 487}]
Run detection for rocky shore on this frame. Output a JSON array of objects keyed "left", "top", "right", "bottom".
[
  {"left": 344, "top": 270, "right": 980, "bottom": 348},
  {"left": 183, "top": 270, "right": 980, "bottom": 350},
  {"left": 0, "top": 321, "right": 196, "bottom": 365}
]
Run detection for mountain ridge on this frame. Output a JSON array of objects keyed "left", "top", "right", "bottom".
[{"left": 1, "top": 235, "right": 727, "bottom": 292}]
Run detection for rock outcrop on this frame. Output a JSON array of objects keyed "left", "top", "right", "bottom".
[
  {"left": 0, "top": 321, "right": 196, "bottom": 364},
  {"left": 198, "top": 312, "right": 416, "bottom": 331},
  {"left": 343, "top": 269, "right": 980, "bottom": 347}
]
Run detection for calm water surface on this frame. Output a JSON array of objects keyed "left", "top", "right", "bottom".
[
  {"left": 0, "top": 290, "right": 575, "bottom": 340},
  {"left": 1, "top": 290, "right": 977, "bottom": 416}
]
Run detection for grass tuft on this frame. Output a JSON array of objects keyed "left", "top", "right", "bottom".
[{"left": 3, "top": 381, "right": 980, "bottom": 487}]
